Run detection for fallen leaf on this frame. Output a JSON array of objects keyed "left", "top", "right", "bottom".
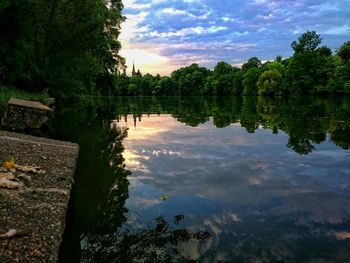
[
  {"left": 0, "top": 229, "right": 29, "bottom": 239},
  {"left": 4, "top": 158, "right": 15, "bottom": 169},
  {"left": 0, "top": 177, "right": 22, "bottom": 189},
  {"left": 15, "top": 164, "right": 45, "bottom": 174},
  {"left": 0, "top": 172, "right": 15, "bottom": 180},
  {"left": 160, "top": 194, "right": 169, "bottom": 201},
  {"left": 32, "top": 249, "right": 45, "bottom": 257}
]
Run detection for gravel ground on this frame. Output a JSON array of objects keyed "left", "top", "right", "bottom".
[{"left": 0, "top": 130, "right": 79, "bottom": 263}]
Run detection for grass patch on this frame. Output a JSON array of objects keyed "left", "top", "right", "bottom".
[{"left": 0, "top": 85, "right": 49, "bottom": 116}]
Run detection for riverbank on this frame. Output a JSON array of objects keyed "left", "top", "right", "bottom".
[{"left": 0, "top": 130, "right": 79, "bottom": 262}]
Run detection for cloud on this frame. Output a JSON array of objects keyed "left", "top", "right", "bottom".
[
  {"left": 121, "top": 0, "right": 350, "bottom": 75},
  {"left": 123, "top": 0, "right": 151, "bottom": 10}
]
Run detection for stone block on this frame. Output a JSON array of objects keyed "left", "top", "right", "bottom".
[{"left": 1, "top": 98, "right": 54, "bottom": 130}]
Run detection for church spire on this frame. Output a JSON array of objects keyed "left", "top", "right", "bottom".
[{"left": 132, "top": 61, "right": 136, "bottom": 76}]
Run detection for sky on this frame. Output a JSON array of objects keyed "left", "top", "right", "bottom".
[{"left": 119, "top": 0, "right": 350, "bottom": 76}]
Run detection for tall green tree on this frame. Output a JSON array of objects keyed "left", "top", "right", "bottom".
[
  {"left": 257, "top": 69, "right": 283, "bottom": 95},
  {"left": 171, "top": 64, "right": 209, "bottom": 95},
  {"left": 154, "top": 77, "right": 176, "bottom": 95},
  {"left": 204, "top": 61, "right": 235, "bottom": 95},
  {"left": 327, "top": 41, "right": 350, "bottom": 94},
  {"left": 337, "top": 41, "right": 350, "bottom": 63},
  {"left": 283, "top": 31, "right": 334, "bottom": 94},
  {"left": 242, "top": 68, "right": 260, "bottom": 95},
  {"left": 291, "top": 31, "right": 322, "bottom": 53},
  {"left": 0, "top": 0, "right": 125, "bottom": 97},
  {"left": 242, "top": 57, "right": 262, "bottom": 72},
  {"left": 231, "top": 70, "right": 244, "bottom": 95}
]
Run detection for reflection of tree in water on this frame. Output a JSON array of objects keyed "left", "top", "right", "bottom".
[
  {"left": 92, "top": 124, "right": 130, "bottom": 231},
  {"left": 58, "top": 118, "right": 131, "bottom": 262},
  {"left": 329, "top": 97, "right": 350, "bottom": 150},
  {"left": 82, "top": 215, "right": 210, "bottom": 263},
  {"left": 331, "top": 123, "right": 350, "bottom": 150},
  {"left": 77, "top": 124, "right": 211, "bottom": 263},
  {"left": 287, "top": 136, "right": 315, "bottom": 155},
  {"left": 240, "top": 96, "right": 260, "bottom": 133},
  {"left": 55, "top": 102, "right": 210, "bottom": 262},
  {"left": 212, "top": 96, "right": 241, "bottom": 128},
  {"left": 257, "top": 96, "right": 284, "bottom": 133},
  {"left": 115, "top": 96, "right": 350, "bottom": 155},
  {"left": 172, "top": 96, "right": 210, "bottom": 127},
  {"left": 281, "top": 97, "right": 328, "bottom": 155}
]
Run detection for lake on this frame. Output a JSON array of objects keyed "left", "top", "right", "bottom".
[{"left": 48, "top": 96, "right": 350, "bottom": 262}]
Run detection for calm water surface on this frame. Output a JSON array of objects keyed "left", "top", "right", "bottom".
[{"left": 55, "top": 96, "right": 350, "bottom": 263}]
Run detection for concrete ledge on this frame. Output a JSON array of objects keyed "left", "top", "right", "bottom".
[
  {"left": 7, "top": 98, "right": 53, "bottom": 112},
  {"left": 0, "top": 130, "right": 79, "bottom": 263}
]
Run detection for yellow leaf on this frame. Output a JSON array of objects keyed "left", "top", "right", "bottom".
[
  {"left": 4, "top": 158, "right": 15, "bottom": 169},
  {"left": 160, "top": 194, "right": 169, "bottom": 201}
]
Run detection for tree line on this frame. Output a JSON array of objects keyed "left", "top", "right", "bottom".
[
  {"left": 115, "top": 31, "right": 350, "bottom": 96},
  {"left": 0, "top": 1, "right": 349, "bottom": 99},
  {"left": 0, "top": 0, "right": 125, "bottom": 97}
]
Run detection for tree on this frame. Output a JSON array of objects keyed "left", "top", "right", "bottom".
[
  {"left": 214, "top": 61, "right": 233, "bottom": 75},
  {"left": 313, "top": 47, "right": 336, "bottom": 93},
  {"left": 154, "top": 76, "right": 176, "bottom": 95},
  {"left": 242, "top": 68, "right": 260, "bottom": 95},
  {"left": 128, "top": 76, "right": 143, "bottom": 95},
  {"left": 205, "top": 61, "right": 234, "bottom": 95},
  {"left": 0, "top": 0, "right": 125, "bottom": 97},
  {"left": 283, "top": 31, "right": 334, "bottom": 94},
  {"left": 242, "top": 57, "right": 262, "bottom": 72},
  {"left": 139, "top": 73, "right": 157, "bottom": 95},
  {"left": 328, "top": 60, "right": 350, "bottom": 94},
  {"left": 275, "top": 55, "right": 283, "bottom": 63},
  {"left": 337, "top": 41, "right": 350, "bottom": 63},
  {"left": 203, "top": 75, "right": 215, "bottom": 95},
  {"left": 232, "top": 69, "right": 244, "bottom": 95},
  {"left": 171, "top": 64, "right": 209, "bottom": 95},
  {"left": 266, "top": 62, "right": 285, "bottom": 75},
  {"left": 257, "top": 69, "right": 283, "bottom": 95},
  {"left": 291, "top": 31, "right": 322, "bottom": 54},
  {"left": 113, "top": 74, "right": 129, "bottom": 95}
]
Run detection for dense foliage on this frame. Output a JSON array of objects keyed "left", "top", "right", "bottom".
[
  {"left": 1, "top": 5, "right": 349, "bottom": 99},
  {"left": 0, "top": 0, "right": 125, "bottom": 97},
  {"left": 114, "top": 31, "right": 350, "bottom": 96}
]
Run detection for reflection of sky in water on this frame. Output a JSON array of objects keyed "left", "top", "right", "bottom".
[{"left": 116, "top": 114, "right": 350, "bottom": 262}]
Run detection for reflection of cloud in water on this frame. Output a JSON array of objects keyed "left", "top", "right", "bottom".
[
  {"left": 123, "top": 114, "right": 350, "bottom": 228},
  {"left": 203, "top": 210, "right": 242, "bottom": 237},
  {"left": 114, "top": 114, "right": 182, "bottom": 141},
  {"left": 151, "top": 149, "right": 181, "bottom": 157},
  {"left": 203, "top": 219, "right": 222, "bottom": 235},
  {"left": 335, "top": 231, "right": 350, "bottom": 240},
  {"left": 128, "top": 196, "right": 160, "bottom": 208},
  {"left": 228, "top": 212, "right": 241, "bottom": 222},
  {"left": 123, "top": 149, "right": 150, "bottom": 173},
  {"left": 180, "top": 238, "right": 214, "bottom": 262},
  {"left": 272, "top": 192, "right": 350, "bottom": 224}
]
